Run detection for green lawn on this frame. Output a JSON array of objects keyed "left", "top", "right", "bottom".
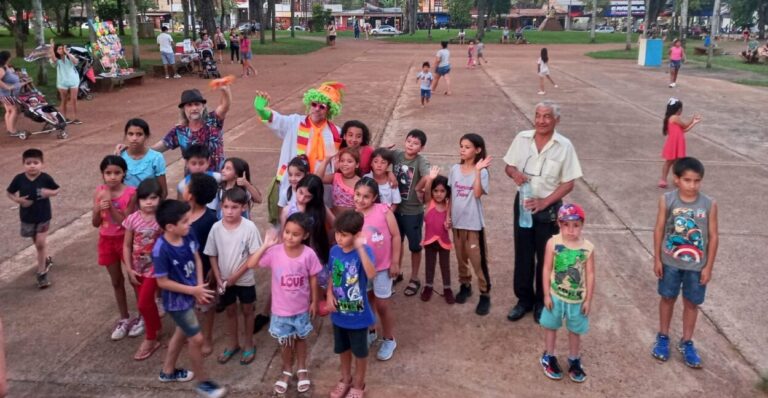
[{"left": 386, "top": 29, "right": 640, "bottom": 44}]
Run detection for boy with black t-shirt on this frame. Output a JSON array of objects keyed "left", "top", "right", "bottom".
[{"left": 6, "top": 149, "right": 60, "bottom": 288}]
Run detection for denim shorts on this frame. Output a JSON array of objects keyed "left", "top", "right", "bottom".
[
  {"left": 269, "top": 312, "right": 313, "bottom": 345},
  {"left": 169, "top": 308, "right": 201, "bottom": 337},
  {"left": 420, "top": 88, "right": 431, "bottom": 99},
  {"left": 539, "top": 295, "right": 589, "bottom": 335},
  {"left": 669, "top": 60, "right": 682, "bottom": 70},
  {"left": 366, "top": 270, "right": 393, "bottom": 299},
  {"left": 436, "top": 65, "right": 451, "bottom": 76},
  {"left": 160, "top": 51, "right": 175, "bottom": 65},
  {"left": 658, "top": 264, "right": 706, "bottom": 305},
  {"left": 395, "top": 212, "right": 424, "bottom": 253}
]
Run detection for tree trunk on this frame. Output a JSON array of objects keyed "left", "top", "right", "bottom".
[
  {"left": 116, "top": 0, "right": 126, "bottom": 35},
  {"left": 199, "top": 0, "right": 217, "bottom": 35},
  {"left": 625, "top": 0, "right": 632, "bottom": 50},
  {"left": 219, "top": 0, "right": 227, "bottom": 29},
  {"left": 411, "top": 0, "right": 417, "bottom": 34},
  {"left": 190, "top": 0, "right": 198, "bottom": 40},
  {"left": 260, "top": 0, "right": 266, "bottom": 44},
  {"left": 642, "top": 0, "right": 649, "bottom": 38},
  {"left": 182, "top": 0, "right": 191, "bottom": 38},
  {"left": 590, "top": 0, "right": 596, "bottom": 43},
  {"left": 127, "top": 0, "right": 141, "bottom": 67},
  {"left": 758, "top": 0, "right": 766, "bottom": 40},
  {"left": 270, "top": 0, "right": 276, "bottom": 42},
  {"left": 33, "top": 0, "right": 48, "bottom": 85},
  {"left": 290, "top": 0, "right": 295, "bottom": 37},
  {"left": 706, "top": 0, "right": 720, "bottom": 68},
  {"left": 680, "top": 0, "right": 688, "bottom": 46},
  {"left": 476, "top": 0, "right": 487, "bottom": 40},
  {"left": 13, "top": 8, "right": 26, "bottom": 57},
  {"left": 85, "top": 0, "right": 97, "bottom": 42},
  {"left": 62, "top": 3, "right": 72, "bottom": 37}
]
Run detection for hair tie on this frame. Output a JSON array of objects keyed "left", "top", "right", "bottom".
[{"left": 668, "top": 97, "right": 679, "bottom": 106}]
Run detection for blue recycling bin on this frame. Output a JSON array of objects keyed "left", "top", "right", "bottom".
[{"left": 638, "top": 38, "right": 663, "bottom": 67}]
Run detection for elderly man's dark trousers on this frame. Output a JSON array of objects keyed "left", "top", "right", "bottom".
[{"left": 513, "top": 192, "right": 559, "bottom": 309}]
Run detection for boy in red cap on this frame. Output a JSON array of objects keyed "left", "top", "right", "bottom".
[{"left": 538, "top": 203, "right": 595, "bottom": 383}]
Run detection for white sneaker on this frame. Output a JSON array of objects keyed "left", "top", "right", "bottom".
[
  {"left": 165, "top": 75, "right": 170, "bottom": 79},
  {"left": 377, "top": 338, "right": 397, "bottom": 361},
  {"left": 128, "top": 316, "right": 145, "bottom": 337},
  {"left": 111, "top": 318, "right": 131, "bottom": 340},
  {"left": 554, "top": 84, "right": 559, "bottom": 88},
  {"left": 669, "top": 82, "right": 676, "bottom": 88},
  {"left": 173, "top": 74, "right": 181, "bottom": 79},
  {"left": 537, "top": 91, "right": 546, "bottom": 95},
  {"left": 156, "top": 297, "right": 165, "bottom": 317}
]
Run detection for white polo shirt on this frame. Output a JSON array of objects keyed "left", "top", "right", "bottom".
[{"left": 503, "top": 129, "right": 583, "bottom": 198}]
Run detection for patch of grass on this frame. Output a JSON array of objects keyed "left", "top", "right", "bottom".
[
  {"left": 248, "top": 37, "right": 326, "bottom": 55},
  {"left": 733, "top": 78, "right": 768, "bottom": 86},
  {"left": 585, "top": 48, "right": 638, "bottom": 59},
  {"left": 386, "top": 29, "right": 640, "bottom": 44}
]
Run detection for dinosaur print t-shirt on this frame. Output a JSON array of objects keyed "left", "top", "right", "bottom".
[
  {"left": 329, "top": 244, "right": 376, "bottom": 329},
  {"left": 548, "top": 234, "right": 594, "bottom": 304}
]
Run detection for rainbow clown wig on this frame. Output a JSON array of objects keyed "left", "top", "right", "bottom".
[{"left": 303, "top": 82, "right": 345, "bottom": 120}]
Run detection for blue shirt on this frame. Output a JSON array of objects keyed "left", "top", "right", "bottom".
[
  {"left": 329, "top": 245, "right": 375, "bottom": 329},
  {"left": 121, "top": 149, "right": 167, "bottom": 187},
  {"left": 152, "top": 234, "right": 199, "bottom": 312}
]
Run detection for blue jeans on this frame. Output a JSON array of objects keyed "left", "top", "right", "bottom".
[
  {"left": 658, "top": 264, "right": 706, "bottom": 305},
  {"left": 169, "top": 308, "right": 201, "bottom": 337}
]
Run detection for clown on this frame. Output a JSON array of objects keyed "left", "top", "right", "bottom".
[{"left": 254, "top": 82, "right": 345, "bottom": 223}]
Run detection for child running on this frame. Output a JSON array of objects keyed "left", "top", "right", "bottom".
[
  {"left": 467, "top": 40, "right": 476, "bottom": 68},
  {"left": 668, "top": 39, "right": 685, "bottom": 88},
  {"left": 341, "top": 121, "right": 374, "bottom": 174},
  {"left": 205, "top": 187, "right": 262, "bottom": 366},
  {"left": 537, "top": 48, "right": 558, "bottom": 95},
  {"left": 364, "top": 148, "right": 401, "bottom": 211},
  {"left": 92, "top": 155, "right": 137, "bottom": 340},
  {"left": 659, "top": 98, "right": 702, "bottom": 188},
  {"left": 539, "top": 203, "right": 595, "bottom": 383},
  {"left": 216, "top": 157, "right": 263, "bottom": 219},
  {"left": 449, "top": 134, "right": 493, "bottom": 315},
  {"left": 120, "top": 118, "right": 168, "bottom": 198},
  {"left": 6, "top": 149, "right": 60, "bottom": 288},
  {"left": 420, "top": 166, "right": 453, "bottom": 303},
  {"left": 239, "top": 33, "right": 256, "bottom": 77},
  {"left": 652, "top": 157, "right": 718, "bottom": 369},
  {"left": 249, "top": 213, "right": 323, "bottom": 394},
  {"left": 327, "top": 211, "right": 377, "bottom": 398},
  {"left": 319, "top": 147, "right": 362, "bottom": 215},
  {"left": 416, "top": 62, "right": 434, "bottom": 108},
  {"left": 152, "top": 200, "right": 226, "bottom": 398},
  {"left": 476, "top": 39, "right": 488, "bottom": 65},
  {"left": 182, "top": 173, "right": 220, "bottom": 356},
  {"left": 122, "top": 178, "right": 164, "bottom": 360},
  {"left": 354, "top": 178, "right": 401, "bottom": 361}
]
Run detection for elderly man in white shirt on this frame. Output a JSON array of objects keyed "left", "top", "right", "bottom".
[{"left": 504, "top": 100, "right": 583, "bottom": 323}]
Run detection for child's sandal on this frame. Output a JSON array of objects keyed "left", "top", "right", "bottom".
[
  {"left": 329, "top": 381, "right": 351, "bottom": 398},
  {"left": 296, "top": 369, "right": 310, "bottom": 393},
  {"left": 274, "top": 371, "right": 292, "bottom": 394},
  {"left": 347, "top": 385, "right": 366, "bottom": 398}
]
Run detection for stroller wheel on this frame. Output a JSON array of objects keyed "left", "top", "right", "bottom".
[
  {"left": 57, "top": 131, "right": 68, "bottom": 139},
  {"left": 17, "top": 132, "right": 28, "bottom": 140},
  {"left": 85, "top": 93, "right": 94, "bottom": 100}
]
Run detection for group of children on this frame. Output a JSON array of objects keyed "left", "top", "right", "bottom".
[{"left": 5, "top": 105, "right": 719, "bottom": 395}]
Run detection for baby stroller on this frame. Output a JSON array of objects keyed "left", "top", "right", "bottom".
[
  {"left": 10, "top": 80, "right": 68, "bottom": 140},
  {"left": 199, "top": 49, "right": 221, "bottom": 79},
  {"left": 69, "top": 45, "right": 95, "bottom": 100}
]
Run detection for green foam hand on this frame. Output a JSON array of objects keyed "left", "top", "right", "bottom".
[{"left": 253, "top": 95, "right": 272, "bottom": 122}]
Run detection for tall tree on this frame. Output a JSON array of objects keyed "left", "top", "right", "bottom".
[
  {"left": 447, "top": 0, "right": 472, "bottom": 29},
  {"left": 127, "top": 0, "right": 140, "bottom": 67},
  {"left": 116, "top": 0, "right": 126, "bottom": 35},
  {"left": 84, "top": 0, "right": 97, "bottom": 42},
  {"left": 706, "top": 0, "right": 720, "bottom": 67},
  {"left": 476, "top": 0, "right": 488, "bottom": 40},
  {"left": 0, "top": 1, "right": 29, "bottom": 57},
  {"left": 182, "top": 0, "right": 190, "bottom": 37},
  {"left": 590, "top": 0, "right": 596, "bottom": 42},
  {"left": 199, "top": 0, "right": 217, "bottom": 35},
  {"left": 290, "top": 0, "right": 295, "bottom": 37},
  {"left": 680, "top": 0, "right": 688, "bottom": 46},
  {"left": 270, "top": 0, "right": 276, "bottom": 42},
  {"left": 33, "top": 0, "right": 48, "bottom": 84},
  {"left": 626, "top": 0, "right": 632, "bottom": 49}
]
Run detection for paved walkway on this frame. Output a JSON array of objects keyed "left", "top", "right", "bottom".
[{"left": 1, "top": 39, "right": 765, "bottom": 397}]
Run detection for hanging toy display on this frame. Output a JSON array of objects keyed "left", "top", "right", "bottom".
[{"left": 91, "top": 17, "right": 133, "bottom": 76}]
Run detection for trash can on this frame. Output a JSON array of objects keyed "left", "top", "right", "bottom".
[{"left": 638, "top": 38, "right": 663, "bottom": 67}]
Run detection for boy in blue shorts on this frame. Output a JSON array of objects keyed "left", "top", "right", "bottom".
[
  {"left": 327, "top": 211, "right": 377, "bottom": 398},
  {"left": 416, "top": 62, "right": 433, "bottom": 107},
  {"left": 652, "top": 157, "right": 718, "bottom": 369},
  {"left": 539, "top": 203, "right": 594, "bottom": 383},
  {"left": 153, "top": 200, "right": 227, "bottom": 398}
]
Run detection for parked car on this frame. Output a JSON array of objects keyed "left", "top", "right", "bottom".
[
  {"left": 596, "top": 25, "right": 615, "bottom": 33},
  {"left": 371, "top": 25, "right": 402, "bottom": 36},
  {"left": 285, "top": 25, "right": 306, "bottom": 31},
  {"left": 238, "top": 22, "right": 261, "bottom": 33}
]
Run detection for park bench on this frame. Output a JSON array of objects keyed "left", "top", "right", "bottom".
[{"left": 93, "top": 71, "right": 146, "bottom": 92}]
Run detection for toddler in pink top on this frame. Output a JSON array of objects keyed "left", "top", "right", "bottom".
[
  {"left": 249, "top": 212, "right": 322, "bottom": 394},
  {"left": 354, "top": 178, "right": 401, "bottom": 361},
  {"left": 668, "top": 39, "right": 686, "bottom": 87},
  {"left": 319, "top": 147, "right": 361, "bottom": 215},
  {"left": 420, "top": 166, "right": 455, "bottom": 303}
]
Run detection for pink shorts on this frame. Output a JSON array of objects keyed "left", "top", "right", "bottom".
[{"left": 98, "top": 234, "right": 124, "bottom": 266}]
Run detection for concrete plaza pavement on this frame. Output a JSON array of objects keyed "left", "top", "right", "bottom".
[{"left": 0, "top": 39, "right": 765, "bottom": 397}]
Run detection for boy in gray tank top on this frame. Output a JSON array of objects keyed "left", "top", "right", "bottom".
[{"left": 651, "top": 157, "right": 719, "bottom": 369}]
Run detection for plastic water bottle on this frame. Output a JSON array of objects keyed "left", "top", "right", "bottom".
[{"left": 518, "top": 182, "right": 533, "bottom": 228}]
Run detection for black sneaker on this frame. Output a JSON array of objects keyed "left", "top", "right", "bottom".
[
  {"left": 196, "top": 380, "right": 227, "bottom": 398},
  {"left": 455, "top": 284, "right": 472, "bottom": 304},
  {"left": 36, "top": 272, "right": 51, "bottom": 289},
  {"left": 44, "top": 256, "right": 54, "bottom": 274},
  {"left": 393, "top": 273, "right": 404, "bottom": 285},
  {"left": 475, "top": 295, "right": 491, "bottom": 316},
  {"left": 568, "top": 358, "right": 587, "bottom": 382}
]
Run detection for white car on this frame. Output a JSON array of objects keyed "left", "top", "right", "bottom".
[
  {"left": 371, "top": 25, "right": 401, "bottom": 36},
  {"left": 286, "top": 26, "right": 306, "bottom": 31},
  {"left": 596, "top": 26, "right": 615, "bottom": 33}
]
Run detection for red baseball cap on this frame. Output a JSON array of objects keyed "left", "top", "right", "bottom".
[{"left": 558, "top": 203, "right": 585, "bottom": 222}]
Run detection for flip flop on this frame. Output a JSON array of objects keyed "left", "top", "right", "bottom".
[
  {"left": 133, "top": 340, "right": 161, "bottom": 361},
  {"left": 217, "top": 346, "right": 241, "bottom": 364},
  {"left": 240, "top": 347, "right": 256, "bottom": 365},
  {"left": 403, "top": 279, "right": 421, "bottom": 297}
]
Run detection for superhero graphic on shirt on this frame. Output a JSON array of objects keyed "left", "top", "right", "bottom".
[
  {"left": 664, "top": 207, "right": 705, "bottom": 264},
  {"left": 332, "top": 257, "right": 364, "bottom": 313},
  {"left": 551, "top": 244, "right": 589, "bottom": 302},
  {"left": 395, "top": 164, "right": 415, "bottom": 200}
]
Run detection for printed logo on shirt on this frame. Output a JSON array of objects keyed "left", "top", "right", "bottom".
[
  {"left": 454, "top": 182, "right": 472, "bottom": 199},
  {"left": 664, "top": 207, "right": 706, "bottom": 264},
  {"left": 280, "top": 272, "right": 307, "bottom": 290},
  {"left": 395, "top": 164, "right": 414, "bottom": 200},
  {"left": 331, "top": 257, "right": 364, "bottom": 313}
]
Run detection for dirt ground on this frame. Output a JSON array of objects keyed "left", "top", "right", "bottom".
[{"left": 0, "top": 38, "right": 766, "bottom": 397}]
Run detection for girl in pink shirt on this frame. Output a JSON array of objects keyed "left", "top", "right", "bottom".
[
  {"left": 250, "top": 213, "right": 323, "bottom": 394},
  {"left": 354, "top": 178, "right": 401, "bottom": 360},
  {"left": 659, "top": 98, "right": 702, "bottom": 188},
  {"left": 420, "top": 166, "right": 454, "bottom": 304},
  {"left": 668, "top": 39, "right": 686, "bottom": 87},
  {"left": 92, "top": 155, "right": 137, "bottom": 341},
  {"left": 318, "top": 147, "right": 361, "bottom": 215}
]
